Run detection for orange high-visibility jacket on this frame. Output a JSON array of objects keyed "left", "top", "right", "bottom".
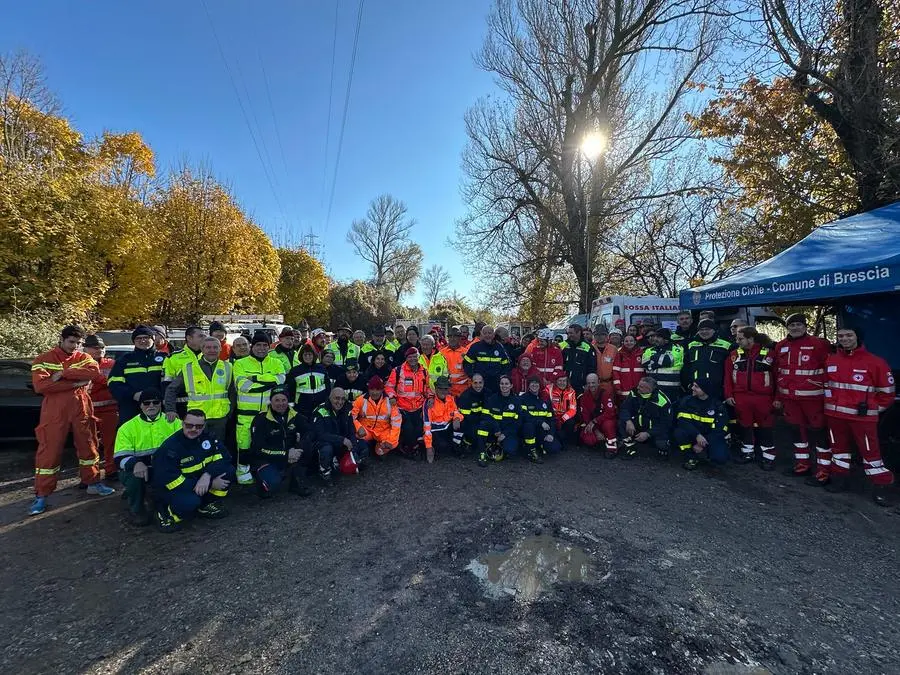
[
  {"left": 423, "top": 394, "right": 463, "bottom": 449},
  {"left": 439, "top": 345, "right": 470, "bottom": 396},
  {"left": 385, "top": 362, "right": 429, "bottom": 412},
  {"left": 546, "top": 384, "right": 577, "bottom": 423},
  {"left": 351, "top": 393, "right": 401, "bottom": 446}
]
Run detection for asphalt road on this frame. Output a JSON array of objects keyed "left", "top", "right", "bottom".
[{"left": 0, "top": 444, "right": 898, "bottom": 675}]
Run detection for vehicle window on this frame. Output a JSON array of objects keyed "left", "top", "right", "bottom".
[{"left": 630, "top": 313, "right": 679, "bottom": 330}]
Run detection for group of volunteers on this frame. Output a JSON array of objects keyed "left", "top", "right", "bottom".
[{"left": 27, "top": 309, "right": 896, "bottom": 529}]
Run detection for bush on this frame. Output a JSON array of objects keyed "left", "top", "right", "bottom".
[{"left": 0, "top": 306, "right": 89, "bottom": 359}]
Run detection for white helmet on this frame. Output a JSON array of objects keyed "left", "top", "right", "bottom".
[{"left": 537, "top": 328, "right": 554, "bottom": 341}]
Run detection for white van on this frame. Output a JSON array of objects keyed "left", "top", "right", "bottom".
[{"left": 589, "top": 296, "right": 681, "bottom": 331}]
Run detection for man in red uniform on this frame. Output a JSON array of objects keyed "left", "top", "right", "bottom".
[
  {"left": 83, "top": 335, "right": 120, "bottom": 480},
  {"left": 724, "top": 327, "right": 776, "bottom": 469},
  {"left": 578, "top": 373, "right": 618, "bottom": 456},
  {"left": 30, "top": 325, "right": 116, "bottom": 515},
  {"left": 525, "top": 328, "right": 564, "bottom": 386},
  {"left": 773, "top": 313, "right": 831, "bottom": 479},
  {"left": 820, "top": 326, "right": 895, "bottom": 505}
]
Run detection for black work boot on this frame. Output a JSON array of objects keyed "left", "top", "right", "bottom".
[
  {"left": 805, "top": 471, "right": 830, "bottom": 488},
  {"left": 127, "top": 509, "right": 151, "bottom": 527},
  {"left": 288, "top": 473, "right": 313, "bottom": 497},
  {"left": 824, "top": 474, "right": 849, "bottom": 493},
  {"left": 528, "top": 448, "right": 544, "bottom": 464},
  {"left": 873, "top": 485, "right": 897, "bottom": 508},
  {"left": 320, "top": 469, "right": 335, "bottom": 488},
  {"left": 761, "top": 459, "right": 776, "bottom": 472}
]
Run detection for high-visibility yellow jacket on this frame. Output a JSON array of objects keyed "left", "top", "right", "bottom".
[
  {"left": 113, "top": 413, "right": 182, "bottom": 470},
  {"left": 183, "top": 359, "right": 232, "bottom": 419},
  {"left": 233, "top": 353, "right": 287, "bottom": 417}
]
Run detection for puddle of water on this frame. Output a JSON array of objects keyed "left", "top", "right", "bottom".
[{"left": 467, "top": 535, "right": 592, "bottom": 602}]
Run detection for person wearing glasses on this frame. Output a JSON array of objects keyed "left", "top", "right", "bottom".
[
  {"left": 152, "top": 409, "right": 235, "bottom": 533},
  {"left": 108, "top": 325, "right": 168, "bottom": 423},
  {"left": 114, "top": 389, "right": 182, "bottom": 526},
  {"left": 311, "top": 388, "right": 368, "bottom": 486}
]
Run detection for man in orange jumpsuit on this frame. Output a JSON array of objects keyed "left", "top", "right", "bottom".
[
  {"left": 30, "top": 325, "right": 116, "bottom": 515},
  {"left": 83, "top": 335, "right": 119, "bottom": 480},
  {"left": 351, "top": 375, "right": 401, "bottom": 457}
]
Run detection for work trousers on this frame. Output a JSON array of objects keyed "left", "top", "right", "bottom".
[
  {"left": 579, "top": 419, "right": 618, "bottom": 453},
  {"left": 476, "top": 430, "right": 521, "bottom": 459},
  {"left": 399, "top": 408, "right": 424, "bottom": 451},
  {"left": 95, "top": 407, "right": 119, "bottom": 475},
  {"left": 734, "top": 394, "right": 775, "bottom": 461},
  {"left": 121, "top": 461, "right": 152, "bottom": 515},
  {"left": 156, "top": 480, "right": 228, "bottom": 522},
  {"left": 521, "top": 422, "right": 561, "bottom": 455},
  {"left": 555, "top": 418, "right": 577, "bottom": 446},
  {"left": 430, "top": 428, "right": 456, "bottom": 458},
  {"left": 617, "top": 419, "right": 670, "bottom": 455},
  {"left": 782, "top": 398, "right": 826, "bottom": 472},
  {"left": 315, "top": 439, "right": 370, "bottom": 475},
  {"left": 674, "top": 428, "right": 729, "bottom": 465},
  {"left": 359, "top": 427, "right": 398, "bottom": 456},
  {"left": 34, "top": 395, "right": 101, "bottom": 497},
  {"left": 827, "top": 417, "right": 894, "bottom": 486},
  {"left": 253, "top": 462, "right": 306, "bottom": 496},
  {"left": 235, "top": 410, "right": 260, "bottom": 467}
]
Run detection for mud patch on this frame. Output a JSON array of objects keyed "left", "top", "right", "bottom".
[{"left": 467, "top": 534, "right": 593, "bottom": 602}]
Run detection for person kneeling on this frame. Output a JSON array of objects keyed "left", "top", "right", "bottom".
[
  {"left": 617, "top": 376, "right": 673, "bottom": 460},
  {"left": 312, "top": 388, "right": 369, "bottom": 486},
  {"left": 351, "top": 376, "right": 401, "bottom": 458},
  {"left": 578, "top": 373, "right": 618, "bottom": 457},
  {"left": 115, "top": 389, "right": 182, "bottom": 526},
  {"left": 152, "top": 409, "right": 235, "bottom": 533},
  {"left": 424, "top": 376, "right": 463, "bottom": 463},
  {"left": 249, "top": 387, "right": 313, "bottom": 498},
  {"left": 519, "top": 376, "right": 561, "bottom": 463},
  {"left": 674, "top": 378, "right": 729, "bottom": 471}
]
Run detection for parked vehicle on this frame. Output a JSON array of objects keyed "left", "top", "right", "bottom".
[{"left": 0, "top": 359, "right": 40, "bottom": 442}]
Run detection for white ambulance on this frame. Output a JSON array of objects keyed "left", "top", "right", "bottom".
[{"left": 588, "top": 296, "right": 681, "bottom": 331}]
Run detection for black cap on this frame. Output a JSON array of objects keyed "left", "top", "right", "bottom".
[
  {"left": 697, "top": 319, "right": 716, "bottom": 331},
  {"left": 131, "top": 325, "right": 155, "bottom": 341},
  {"left": 209, "top": 320, "right": 226, "bottom": 333},
  {"left": 372, "top": 325, "right": 385, "bottom": 337},
  {"left": 693, "top": 376, "right": 712, "bottom": 395},
  {"left": 345, "top": 359, "right": 359, "bottom": 372},
  {"left": 83, "top": 335, "right": 105, "bottom": 348},
  {"left": 139, "top": 388, "right": 163, "bottom": 403},
  {"left": 251, "top": 330, "right": 270, "bottom": 346},
  {"left": 656, "top": 328, "right": 672, "bottom": 340},
  {"left": 435, "top": 376, "right": 451, "bottom": 390},
  {"left": 448, "top": 327, "right": 462, "bottom": 337},
  {"left": 269, "top": 385, "right": 289, "bottom": 399},
  {"left": 785, "top": 313, "right": 807, "bottom": 326}
]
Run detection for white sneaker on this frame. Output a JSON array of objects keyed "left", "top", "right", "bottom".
[{"left": 236, "top": 464, "right": 255, "bottom": 485}]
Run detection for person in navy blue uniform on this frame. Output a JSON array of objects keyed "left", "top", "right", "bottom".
[
  {"left": 152, "top": 409, "right": 235, "bottom": 532},
  {"left": 108, "top": 325, "right": 167, "bottom": 423}
]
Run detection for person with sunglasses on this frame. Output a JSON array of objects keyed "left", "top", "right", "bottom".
[
  {"left": 114, "top": 389, "right": 182, "bottom": 526},
  {"left": 152, "top": 409, "right": 235, "bottom": 532}
]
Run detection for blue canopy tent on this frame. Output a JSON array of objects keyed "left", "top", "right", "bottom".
[{"left": 680, "top": 202, "right": 900, "bottom": 310}]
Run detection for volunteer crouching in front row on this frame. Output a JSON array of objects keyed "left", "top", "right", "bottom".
[
  {"left": 311, "top": 388, "right": 370, "bottom": 486},
  {"left": 114, "top": 389, "right": 182, "bottom": 526},
  {"left": 673, "top": 377, "right": 729, "bottom": 471},
  {"left": 152, "top": 409, "right": 235, "bottom": 533},
  {"left": 617, "top": 376, "right": 673, "bottom": 459},
  {"left": 519, "top": 376, "right": 560, "bottom": 463},
  {"left": 423, "top": 376, "right": 463, "bottom": 463},
  {"left": 248, "top": 387, "right": 313, "bottom": 498},
  {"left": 351, "top": 375, "right": 401, "bottom": 458},
  {"left": 578, "top": 373, "right": 618, "bottom": 457}
]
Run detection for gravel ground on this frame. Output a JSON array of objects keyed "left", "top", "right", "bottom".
[{"left": 0, "top": 442, "right": 898, "bottom": 675}]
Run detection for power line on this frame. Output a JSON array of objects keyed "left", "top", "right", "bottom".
[
  {"left": 324, "top": 0, "right": 365, "bottom": 232},
  {"left": 200, "top": 0, "right": 289, "bottom": 227},
  {"left": 259, "top": 49, "right": 292, "bottom": 196},
  {"left": 321, "top": 0, "right": 341, "bottom": 209}
]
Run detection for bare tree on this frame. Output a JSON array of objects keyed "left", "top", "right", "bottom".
[
  {"left": 457, "top": 0, "right": 724, "bottom": 312},
  {"left": 421, "top": 264, "right": 452, "bottom": 309},
  {"left": 346, "top": 194, "right": 418, "bottom": 288},
  {"left": 0, "top": 50, "right": 62, "bottom": 171},
  {"left": 751, "top": 0, "right": 900, "bottom": 210},
  {"left": 385, "top": 242, "right": 423, "bottom": 302}
]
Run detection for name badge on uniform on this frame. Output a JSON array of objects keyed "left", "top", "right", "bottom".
[
  {"left": 780, "top": 346, "right": 789, "bottom": 353},
  {"left": 827, "top": 365, "right": 837, "bottom": 372}
]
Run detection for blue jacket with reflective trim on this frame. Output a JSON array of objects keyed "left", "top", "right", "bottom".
[
  {"left": 462, "top": 340, "right": 511, "bottom": 392},
  {"left": 151, "top": 430, "right": 234, "bottom": 492},
  {"left": 618, "top": 388, "right": 673, "bottom": 438},
  {"left": 108, "top": 348, "right": 167, "bottom": 421},
  {"left": 674, "top": 394, "right": 728, "bottom": 439},
  {"left": 481, "top": 392, "right": 521, "bottom": 437}
]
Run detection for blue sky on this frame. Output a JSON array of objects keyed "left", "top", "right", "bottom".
[{"left": 0, "top": 0, "right": 496, "bottom": 306}]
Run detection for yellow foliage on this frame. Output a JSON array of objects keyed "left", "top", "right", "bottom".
[{"left": 277, "top": 247, "right": 330, "bottom": 326}]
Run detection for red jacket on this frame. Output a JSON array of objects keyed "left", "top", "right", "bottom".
[
  {"left": 578, "top": 386, "right": 616, "bottom": 426},
  {"left": 510, "top": 355, "right": 540, "bottom": 394},
  {"left": 546, "top": 384, "right": 577, "bottom": 423},
  {"left": 612, "top": 346, "right": 644, "bottom": 395},
  {"left": 724, "top": 343, "right": 775, "bottom": 398},
  {"left": 824, "top": 346, "right": 895, "bottom": 421},
  {"left": 90, "top": 356, "right": 118, "bottom": 411},
  {"left": 525, "top": 343, "right": 564, "bottom": 385},
  {"left": 774, "top": 334, "right": 831, "bottom": 400}
]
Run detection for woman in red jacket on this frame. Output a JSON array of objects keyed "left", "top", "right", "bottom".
[
  {"left": 724, "top": 327, "right": 776, "bottom": 469},
  {"left": 612, "top": 334, "right": 644, "bottom": 403}
]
